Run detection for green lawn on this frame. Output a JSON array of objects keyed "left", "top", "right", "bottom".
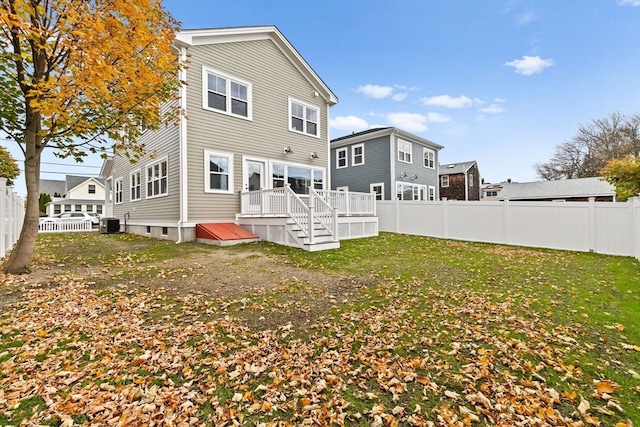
[{"left": 1, "top": 232, "right": 638, "bottom": 426}]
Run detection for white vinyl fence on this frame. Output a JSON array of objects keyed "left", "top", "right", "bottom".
[
  {"left": 378, "top": 197, "right": 640, "bottom": 261},
  {"left": 0, "top": 178, "right": 25, "bottom": 259}
]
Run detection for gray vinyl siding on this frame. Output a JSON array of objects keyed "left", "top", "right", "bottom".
[
  {"left": 393, "top": 135, "right": 439, "bottom": 195},
  {"left": 110, "top": 100, "right": 181, "bottom": 222},
  {"left": 184, "top": 39, "right": 330, "bottom": 221},
  {"left": 331, "top": 135, "right": 392, "bottom": 198}
]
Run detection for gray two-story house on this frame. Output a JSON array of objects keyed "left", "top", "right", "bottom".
[
  {"left": 100, "top": 26, "right": 377, "bottom": 251},
  {"left": 330, "top": 127, "right": 443, "bottom": 201}
]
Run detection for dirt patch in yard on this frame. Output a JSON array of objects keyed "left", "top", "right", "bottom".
[{"left": 1, "top": 247, "right": 381, "bottom": 331}]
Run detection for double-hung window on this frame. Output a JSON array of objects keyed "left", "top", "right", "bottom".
[
  {"left": 88, "top": 184, "right": 96, "bottom": 194},
  {"left": 147, "top": 159, "right": 168, "bottom": 198},
  {"left": 423, "top": 148, "right": 435, "bottom": 169},
  {"left": 371, "top": 183, "right": 384, "bottom": 200},
  {"left": 114, "top": 178, "right": 123, "bottom": 204},
  {"left": 289, "top": 98, "right": 319, "bottom": 137},
  {"left": 441, "top": 175, "right": 449, "bottom": 187},
  {"left": 205, "top": 150, "right": 233, "bottom": 193},
  {"left": 130, "top": 170, "right": 141, "bottom": 201},
  {"left": 336, "top": 148, "right": 347, "bottom": 168},
  {"left": 204, "top": 67, "right": 251, "bottom": 119},
  {"left": 352, "top": 144, "right": 364, "bottom": 166},
  {"left": 398, "top": 139, "right": 412, "bottom": 163}
]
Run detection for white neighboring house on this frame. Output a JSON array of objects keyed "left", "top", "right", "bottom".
[{"left": 44, "top": 175, "right": 107, "bottom": 217}]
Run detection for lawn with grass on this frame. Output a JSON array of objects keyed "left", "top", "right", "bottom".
[{"left": 0, "top": 232, "right": 638, "bottom": 426}]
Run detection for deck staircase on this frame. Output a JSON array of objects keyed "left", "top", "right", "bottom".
[{"left": 237, "top": 185, "right": 377, "bottom": 252}]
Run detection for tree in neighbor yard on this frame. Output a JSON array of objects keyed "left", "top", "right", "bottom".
[
  {"left": 601, "top": 155, "right": 640, "bottom": 202},
  {"left": 0, "top": 145, "right": 20, "bottom": 186},
  {"left": 0, "top": 0, "right": 181, "bottom": 274},
  {"left": 534, "top": 112, "right": 640, "bottom": 180}
]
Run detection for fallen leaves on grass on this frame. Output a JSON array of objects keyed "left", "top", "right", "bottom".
[{"left": 0, "top": 275, "right": 636, "bottom": 426}]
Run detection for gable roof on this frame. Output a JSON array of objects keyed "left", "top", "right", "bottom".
[
  {"left": 439, "top": 161, "right": 477, "bottom": 175},
  {"left": 39, "top": 179, "right": 66, "bottom": 197},
  {"left": 65, "top": 175, "right": 104, "bottom": 194},
  {"left": 497, "top": 177, "right": 615, "bottom": 200},
  {"left": 331, "top": 127, "right": 443, "bottom": 150},
  {"left": 174, "top": 26, "right": 338, "bottom": 105}
]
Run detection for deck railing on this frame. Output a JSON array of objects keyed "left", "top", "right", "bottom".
[
  {"left": 315, "top": 190, "right": 377, "bottom": 215},
  {"left": 244, "top": 185, "right": 374, "bottom": 243}
]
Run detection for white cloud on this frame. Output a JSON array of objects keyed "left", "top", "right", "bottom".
[
  {"left": 426, "top": 112, "right": 452, "bottom": 122},
  {"left": 618, "top": 0, "right": 640, "bottom": 6},
  {"left": 479, "top": 104, "right": 504, "bottom": 114},
  {"left": 505, "top": 55, "right": 554, "bottom": 75},
  {"left": 330, "top": 115, "right": 369, "bottom": 132},
  {"left": 356, "top": 84, "right": 394, "bottom": 99},
  {"left": 515, "top": 10, "right": 536, "bottom": 25},
  {"left": 392, "top": 93, "right": 407, "bottom": 102},
  {"left": 386, "top": 112, "right": 428, "bottom": 132},
  {"left": 421, "top": 95, "right": 475, "bottom": 109},
  {"left": 494, "top": 98, "right": 507, "bottom": 103}
]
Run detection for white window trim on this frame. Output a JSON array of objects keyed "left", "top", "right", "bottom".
[
  {"left": 204, "top": 149, "right": 234, "bottom": 194},
  {"left": 352, "top": 143, "right": 365, "bottom": 166},
  {"left": 398, "top": 139, "right": 412, "bottom": 164},
  {"left": 428, "top": 186, "right": 436, "bottom": 201},
  {"left": 146, "top": 157, "right": 169, "bottom": 199},
  {"left": 336, "top": 147, "right": 348, "bottom": 169},
  {"left": 396, "top": 181, "right": 427, "bottom": 201},
  {"left": 370, "top": 182, "right": 384, "bottom": 200},
  {"left": 288, "top": 97, "right": 320, "bottom": 138},
  {"left": 271, "top": 161, "right": 326, "bottom": 195},
  {"left": 202, "top": 66, "right": 253, "bottom": 120},
  {"left": 336, "top": 186, "right": 349, "bottom": 192},
  {"left": 469, "top": 173, "right": 474, "bottom": 187},
  {"left": 114, "top": 177, "right": 123, "bottom": 205},
  {"left": 441, "top": 175, "right": 449, "bottom": 187},
  {"left": 423, "top": 147, "right": 435, "bottom": 169},
  {"left": 130, "top": 169, "right": 141, "bottom": 202}
]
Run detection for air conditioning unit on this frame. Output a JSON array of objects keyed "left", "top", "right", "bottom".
[{"left": 100, "top": 218, "right": 120, "bottom": 234}]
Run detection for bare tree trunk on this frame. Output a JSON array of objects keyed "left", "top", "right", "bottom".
[{"left": 3, "top": 123, "right": 42, "bottom": 274}]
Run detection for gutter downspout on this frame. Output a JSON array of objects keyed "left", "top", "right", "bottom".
[{"left": 176, "top": 45, "right": 188, "bottom": 243}]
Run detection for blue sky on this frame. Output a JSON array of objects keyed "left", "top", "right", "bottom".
[{"left": 4, "top": 0, "right": 640, "bottom": 196}]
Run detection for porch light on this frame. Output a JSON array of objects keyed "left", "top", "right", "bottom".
[
  {"left": 283, "top": 146, "right": 293, "bottom": 154},
  {"left": 400, "top": 172, "right": 407, "bottom": 178},
  {"left": 310, "top": 152, "right": 318, "bottom": 159},
  {"left": 411, "top": 174, "right": 418, "bottom": 179}
]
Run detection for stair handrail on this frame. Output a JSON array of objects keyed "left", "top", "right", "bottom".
[{"left": 310, "top": 188, "right": 336, "bottom": 239}]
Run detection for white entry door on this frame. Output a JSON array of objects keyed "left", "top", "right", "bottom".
[{"left": 245, "top": 160, "right": 265, "bottom": 191}]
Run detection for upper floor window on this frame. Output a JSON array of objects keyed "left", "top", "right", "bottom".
[
  {"left": 147, "top": 159, "right": 168, "bottom": 198},
  {"left": 441, "top": 175, "right": 449, "bottom": 187},
  {"left": 203, "top": 67, "right": 251, "bottom": 119},
  {"left": 423, "top": 148, "right": 435, "bottom": 169},
  {"left": 289, "top": 98, "right": 318, "bottom": 137},
  {"left": 398, "top": 139, "right": 412, "bottom": 163},
  {"left": 205, "top": 150, "right": 233, "bottom": 194},
  {"left": 130, "top": 170, "right": 141, "bottom": 201},
  {"left": 114, "top": 178, "right": 123, "bottom": 204},
  {"left": 336, "top": 148, "right": 347, "bottom": 169},
  {"left": 352, "top": 144, "right": 364, "bottom": 166},
  {"left": 469, "top": 173, "right": 474, "bottom": 187},
  {"left": 88, "top": 184, "right": 96, "bottom": 194}
]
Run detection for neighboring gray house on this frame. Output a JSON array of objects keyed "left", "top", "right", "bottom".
[
  {"left": 439, "top": 161, "right": 481, "bottom": 201},
  {"left": 497, "top": 177, "right": 616, "bottom": 202},
  {"left": 330, "top": 127, "right": 443, "bottom": 201},
  {"left": 43, "top": 175, "right": 106, "bottom": 217},
  {"left": 100, "top": 26, "right": 377, "bottom": 250}
]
